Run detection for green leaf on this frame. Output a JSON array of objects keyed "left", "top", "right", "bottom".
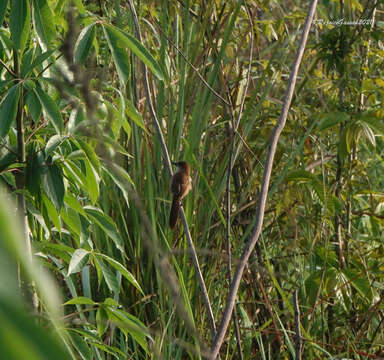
[
  {"left": 343, "top": 269, "right": 372, "bottom": 302},
  {"left": 74, "top": 138, "right": 101, "bottom": 173},
  {"left": 42, "top": 193, "right": 61, "bottom": 232},
  {"left": 361, "top": 115, "right": 384, "bottom": 134},
  {"left": 85, "top": 160, "right": 99, "bottom": 204},
  {"left": 103, "top": 25, "right": 131, "bottom": 86},
  {"left": 74, "top": 23, "right": 96, "bottom": 63},
  {"left": 41, "top": 163, "right": 65, "bottom": 210},
  {"left": 69, "top": 331, "right": 91, "bottom": 359},
  {"left": 285, "top": 170, "right": 316, "bottom": 183},
  {"left": 25, "top": 88, "right": 42, "bottom": 122},
  {"left": 105, "top": 307, "right": 150, "bottom": 353},
  {"left": 318, "top": 112, "right": 349, "bottom": 131},
  {"left": 94, "top": 256, "right": 119, "bottom": 293},
  {"left": 25, "top": 48, "right": 56, "bottom": 76},
  {"left": 32, "top": 0, "right": 56, "bottom": 47},
  {"left": 102, "top": 163, "right": 133, "bottom": 205},
  {"left": 26, "top": 149, "right": 43, "bottom": 196},
  {"left": 10, "top": 0, "right": 31, "bottom": 52},
  {"left": 0, "top": 0, "right": 8, "bottom": 25},
  {"left": 60, "top": 207, "right": 81, "bottom": 237},
  {"left": 96, "top": 253, "right": 144, "bottom": 294},
  {"left": 34, "top": 86, "right": 63, "bottom": 134},
  {"left": 125, "top": 98, "right": 146, "bottom": 131},
  {"left": 64, "top": 296, "right": 96, "bottom": 306},
  {"left": 103, "top": 298, "right": 119, "bottom": 307},
  {"left": 64, "top": 193, "right": 87, "bottom": 217},
  {"left": 0, "top": 298, "right": 72, "bottom": 360},
  {"left": 26, "top": 201, "right": 50, "bottom": 239},
  {"left": 361, "top": 122, "right": 376, "bottom": 147},
  {"left": 68, "top": 107, "right": 85, "bottom": 133},
  {"left": 45, "top": 135, "right": 68, "bottom": 158},
  {"left": 67, "top": 249, "right": 90, "bottom": 275},
  {"left": 84, "top": 206, "right": 124, "bottom": 252},
  {"left": 0, "top": 84, "right": 20, "bottom": 137},
  {"left": 96, "top": 306, "right": 108, "bottom": 337},
  {"left": 21, "top": 48, "right": 34, "bottom": 78}
]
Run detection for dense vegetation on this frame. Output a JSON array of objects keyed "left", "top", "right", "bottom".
[{"left": 0, "top": 0, "right": 383, "bottom": 358}]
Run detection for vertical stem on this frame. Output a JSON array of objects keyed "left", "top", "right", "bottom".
[
  {"left": 293, "top": 290, "right": 302, "bottom": 360},
  {"left": 225, "top": 137, "right": 243, "bottom": 360},
  {"left": 14, "top": 51, "right": 31, "bottom": 260},
  {"left": 14, "top": 50, "right": 35, "bottom": 310}
]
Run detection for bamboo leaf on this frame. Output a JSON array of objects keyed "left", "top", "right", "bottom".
[
  {"left": 10, "top": 0, "right": 31, "bottom": 51},
  {"left": 0, "top": 0, "right": 8, "bottom": 25},
  {"left": 34, "top": 86, "right": 63, "bottom": 134},
  {"left": 45, "top": 135, "right": 68, "bottom": 158},
  {"left": 25, "top": 88, "right": 42, "bottom": 122},
  {"left": 318, "top": 112, "right": 349, "bottom": 131},
  {"left": 85, "top": 160, "right": 99, "bottom": 205},
  {"left": 96, "top": 253, "right": 143, "bottom": 294},
  {"left": 74, "top": 23, "right": 96, "bottom": 63},
  {"left": 0, "top": 84, "right": 20, "bottom": 137},
  {"left": 84, "top": 206, "right": 124, "bottom": 252},
  {"left": 32, "top": 0, "right": 55, "bottom": 47},
  {"left": 42, "top": 193, "right": 61, "bottom": 233},
  {"left": 64, "top": 296, "right": 96, "bottom": 306},
  {"left": 41, "top": 163, "right": 65, "bottom": 210},
  {"left": 68, "top": 249, "right": 90, "bottom": 275},
  {"left": 103, "top": 24, "right": 164, "bottom": 85},
  {"left": 94, "top": 256, "right": 119, "bottom": 293}
]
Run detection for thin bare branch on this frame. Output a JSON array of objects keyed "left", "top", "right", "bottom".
[
  {"left": 293, "top": 290, "right": 302, "bottom": 360},
  {"left": 209, "top": 0, "right": 319, "bottom": 358}
]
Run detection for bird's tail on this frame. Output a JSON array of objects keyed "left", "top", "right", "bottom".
[{"left": 169, "top": 197, "right": 180, "bottom": 229}]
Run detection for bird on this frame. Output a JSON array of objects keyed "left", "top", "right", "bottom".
[{"left": 169, "top": 161, "right": 192, "bottom": 229}]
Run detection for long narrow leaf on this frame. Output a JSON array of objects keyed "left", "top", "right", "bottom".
[{"left": 0, "top": 84, "right": 20, "bottom": 137}]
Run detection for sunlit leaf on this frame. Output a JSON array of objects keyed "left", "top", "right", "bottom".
[
  {"left": 64, "top": 296, "right": 96, "bottom": 306},
  {"left": 67, "top": 249, "right": 89, "bottom": 275},
  {"left": 32, "top": 0, "right": 56, "bottom": 48},
  {"left": 45, "top": 135, "right": 69, "bottom": 158},
  {"left": 74, "top": 23, "right": 96, "bottom": 63}
]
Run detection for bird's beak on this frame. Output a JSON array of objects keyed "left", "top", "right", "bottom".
[{"left": 172, "top": 161, "right": 178, "bottom": 165}]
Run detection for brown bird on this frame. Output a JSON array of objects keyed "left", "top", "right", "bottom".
[{"left": 169, "top": 161, "right": 192, "bottom": 229}]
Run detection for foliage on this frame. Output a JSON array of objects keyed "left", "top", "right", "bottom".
[{"left": 0, "top": 0, "right": 384, "bottom": 359}]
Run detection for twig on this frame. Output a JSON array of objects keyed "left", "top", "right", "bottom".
[
  {"left": 126, "top": 0, "right": 217, "bottom": 340},
  {"left": 293, "top": 290, "right": 302, "bottom": 360},
  {"left": 157, "top": 29, "right": 230, "bottom": 106},
  {"left": 257, "top": 276, "right": 283, "bottom": 346},
  {"left": 0, "top": 58, "right": 16, "bottom": 77},
  {"left": 209, "top": 0, "right": 319, "bottom": 358}
]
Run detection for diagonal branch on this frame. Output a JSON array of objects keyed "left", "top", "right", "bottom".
[{"left": 209, "top": 0, "right": 319, "bottom": 358}]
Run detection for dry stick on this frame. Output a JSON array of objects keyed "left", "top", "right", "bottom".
[
  {"left": 126, "top": 0, "right": 217, "bottom": 339},
  {"left": 293, "top": 290, "right": 302, "bottom": 360},
  {"left": 209, "top": 1, "right": 319, "bottom": 358}
]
